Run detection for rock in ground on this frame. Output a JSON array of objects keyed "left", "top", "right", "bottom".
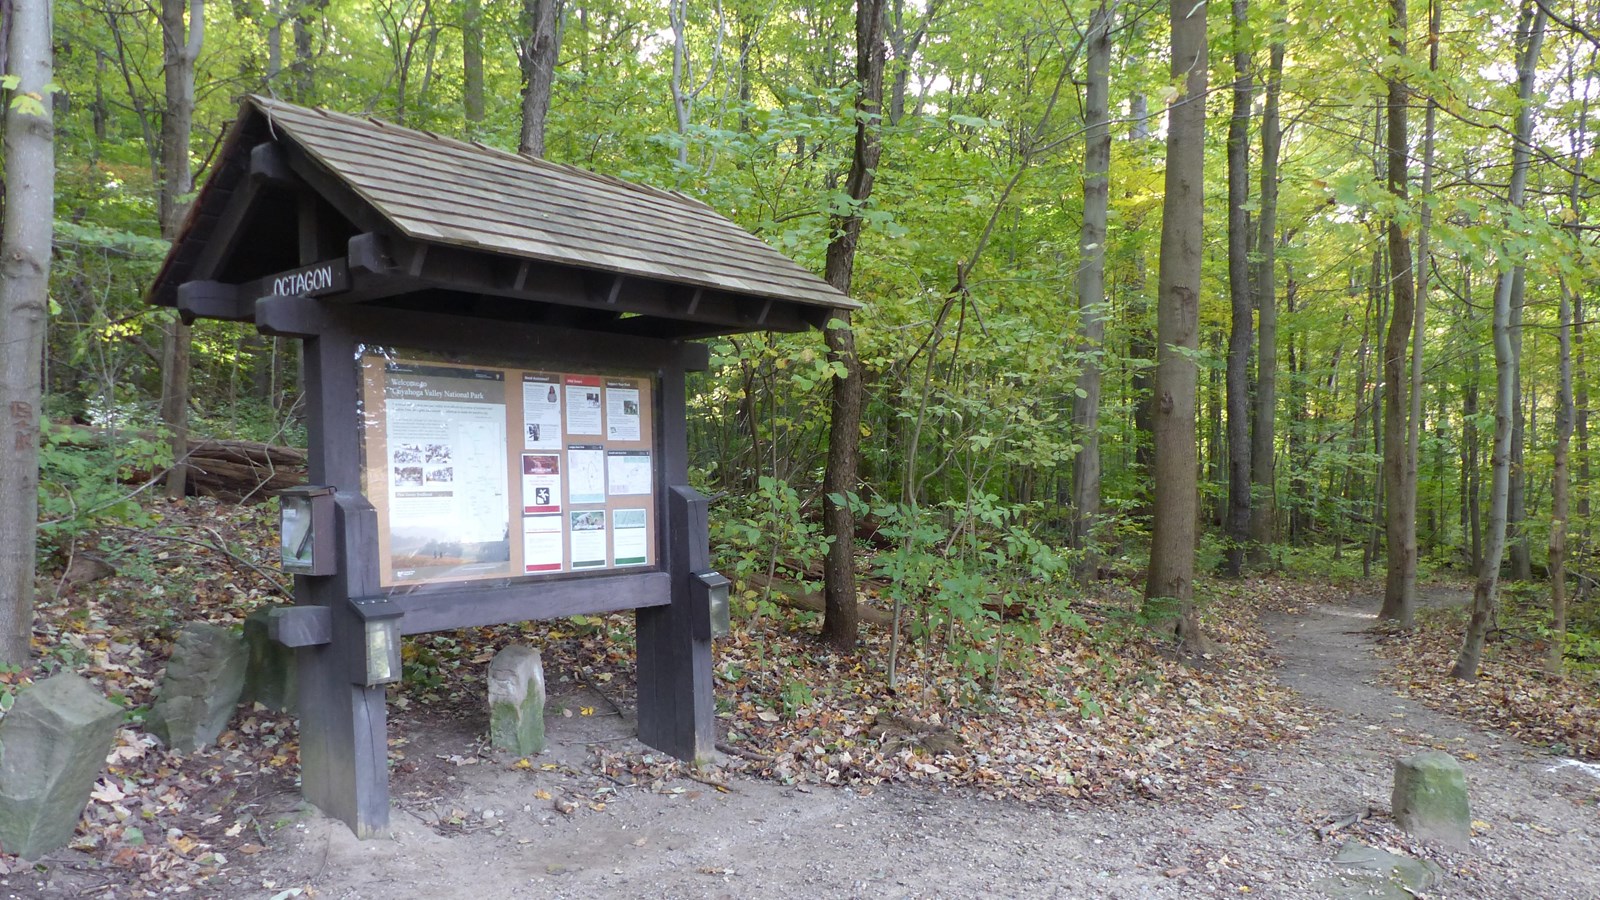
[
  {"left": 0, "top": 673, "right": 123, "bottom": 859},
  {"left": 487, "top": 645, "right": 547, "bottom": 756},
  {"left": 1392, "top": 750, "right": 1471, "bottom": 847},
  {"left": 147, "top": 622, "right": 248, "bottom": 752},
  {"left": 242, "top": 605, "right": 296, "bottom": 712}
]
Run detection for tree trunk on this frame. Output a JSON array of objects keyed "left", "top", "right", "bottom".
[
  {"left": 1208, "top": 331, "right": 1224, "bottom": 526},
  {"left": 1508, "top": 269, "right": 1531, "bottom": 581},
  {"left": 266, "top": 1, "right": 282, "bottom": 84},
  {"left": 1379, "top": 0, "right": 1417, "bottom": 625},
  {"left": 1285, "top": 264, "right": 1306, "bottom": 545},
  {"left": 1366, "top": 242, "right": 1386, "bottom": 580},
  {"left": 1351, "top": 293, "right": 1374, "bottom": 566},
  {"left": 1551, "top": 278, "right": 1574, "bottom": 673},
  {"left": 1248, "top": 38, "right": 1283, "bottom": 565},
  {"left": 887, "top": 0, "right": 938, "bottom": 127},
  {"left": 1455, "top": 2, "right": 1544, "bottom": 679},
  {"left": 1128, "top": 92, "right": 1155, "bottom": 516},
  {"left": 1144, "top": 0, "right": 1207, "bottom": 653},
  {"left": 463, "top": 0, "right": 485, "bottom": 129},
  {"left": 1221, "top": 0, "right": 1253, "bottom": 577},
  {"left": 1551, "top": 59, "right": 1587, "bottom": 672},
  {"left": 819, "top": 0, "right": 888, "bottom": 651},
  {"left": 158, "top": 0, "right": 203, "bottom": 502},
  {"left": 1576, "top": 286, "right": 1590, "bottom": 600},
  {"left": 292, "top": 2, "right": 318, "bottom": 103},
  {"left": 1466, "top": 327, "right": 1483, "bottom": 571},
  {"left": 519, "top": 0, "right": 562, "bottom": 157},
  {"left": 0, "top": 0, "right": 55, "bottom": 666},
  {"left": 1408, "top": 0, "right": 1437, "bottom": 593},
  {"left": 1069, "top": 2, "right": 1112, "bottom": 579}
]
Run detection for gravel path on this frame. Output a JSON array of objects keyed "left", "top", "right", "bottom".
[{"left": 229, "top": 590, "right": 1599, "bottom": 899}]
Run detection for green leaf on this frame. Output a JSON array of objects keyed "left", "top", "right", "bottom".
[{"left": 9, "top": 93, "right": 46, "bottom": 117}]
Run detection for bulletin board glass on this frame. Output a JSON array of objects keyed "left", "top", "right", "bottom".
[{"left": 357, "top": 349, "right": 658, "bottom": 588}]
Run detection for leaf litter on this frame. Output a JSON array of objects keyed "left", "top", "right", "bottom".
[{"left": 10, "top": 499, "right": 1595, "bottom": 895}]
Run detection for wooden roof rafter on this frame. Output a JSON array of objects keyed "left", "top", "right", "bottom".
[{"left": 148, "top": 96, "right": 856, "bottom": 340}]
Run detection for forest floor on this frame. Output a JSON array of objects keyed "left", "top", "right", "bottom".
[{"left": 3, "top": 501, "right": 1599, "bottom": 898}]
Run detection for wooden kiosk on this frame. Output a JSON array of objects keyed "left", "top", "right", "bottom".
[{"left": 147, "top": 96, "right": 856, "bottom": 837}]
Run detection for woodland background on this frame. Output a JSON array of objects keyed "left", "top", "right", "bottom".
[{"left": 3, "top": 0, "right": 1600, "bottom": 689}]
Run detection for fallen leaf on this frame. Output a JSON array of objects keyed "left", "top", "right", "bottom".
[{"left": 91, "top": 779, "right": 125, "bottom": 804}]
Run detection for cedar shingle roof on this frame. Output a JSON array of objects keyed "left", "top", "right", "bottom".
[{"left": 150, "top": 95, "right": 857, "bottom": 321}]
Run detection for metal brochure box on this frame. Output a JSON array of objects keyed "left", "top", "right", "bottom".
[{"left": 280, "top": 485, "right": 337, "bottom": 576}]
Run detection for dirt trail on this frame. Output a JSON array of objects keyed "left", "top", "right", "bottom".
[{"left": 224, "top": 589, "right": 1599, "bottom": 899}]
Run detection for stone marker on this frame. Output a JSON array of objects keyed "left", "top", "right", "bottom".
[
  {"left": 488, "top": 646, "right": 547, "bottom": 756},
  {"left": 147, "top": 622, "right": 248, "bottom": 753},
  {"left": 1324, "top": 842, "right": 1446, "bottom": 900},
  {"left": 1392, "top": 750, "right": 1471, "bottom": 846},
  {"left": 242, "top": 605, "right": 296, "bottom": 712},
  {"left": 0, "top": 673, "right": 123, "bottom": 859}
]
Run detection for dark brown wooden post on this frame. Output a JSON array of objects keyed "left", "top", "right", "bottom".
[
  {"left": 636, "top": 366, "right": 715, "bottom": 763},
  {"left": 275, "top": 306, "right": 392, "bottom": 838}
]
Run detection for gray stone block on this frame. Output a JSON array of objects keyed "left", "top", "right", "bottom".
[
  {"left": 1392, "top": 750, "right": 1471, "bottom": 846},
  {"left": 242, "top": 605, "right": 297, "bottom": 712},
  {"left": 147, "top": 622, "right": 248, "bottom": 753},
  {"left": 1324, "top": 842, "right": 1446, "bottom": 899},
  {"left": 0, "top": 673, "right": 123, "bottom": 859},
  {"left": 488, "top": 646, "right": 547, "bottom": 756}
]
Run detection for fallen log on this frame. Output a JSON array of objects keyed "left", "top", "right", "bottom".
[
  {"left": 185, "top": 456, "right": 303, "bottom": 494},
  {"left": 181, "top": 441, "right": 306, "bottom": 500},
  {"left": 740, "top": 571, "right": 895, "bottom": 628},
  {"left": 51, "top": 422, "right": 308, "bottom": 501},
  {"left": 187, "top": 438, "right": 306, "bottom": 468}
]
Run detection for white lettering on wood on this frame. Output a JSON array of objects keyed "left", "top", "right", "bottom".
[{"left": 273, "top": 265, "right": 336, "bottom": 296}]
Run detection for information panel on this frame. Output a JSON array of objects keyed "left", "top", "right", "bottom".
[{"left": 359, "top": 353, "right": 657, "bottom": 588}]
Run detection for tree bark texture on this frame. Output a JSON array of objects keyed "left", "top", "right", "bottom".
[
  {"left": 1144, "top": 0, "right": 1207, "bottom": 652},
  {"left": 887, "top": 0, "right": 938, "bottom": 127},
  {"left": 292, "top": 2, "right": 318, "bottom": 103},
  {"left": 1406, "top": 0, "right": 1438, "bottom": 605},
  {"left": 1127, "top": 91, "right": 1155, "bottom": 513},
  {"left": 1508, "top": 267, "right": 1531, "bottom": 581},
  {"left": 1379, "top": 0, "right": 1417, "bottom": 624},
  {"left": 1456, "top": 2, "right": 1543, "bottom": 679},
  {"left": 1069, "top": 2, "right": 1112, "bottom": 577},
  {"left": 0, "top": 0, "right": 55, "bottom": 666},
  {"left": 1550, "top": 278, "right": 1574, "bottom": 673},
  {"left": 1248, "top": 39, "right": 1283, "bottom": 565},
  {"left": 819, "top": 0, "right": 888, "bottom": 651},
  {"left": 158, "top": 0, "right": 203, "bottom": 501},
  {"left": 1222, "top": 0, "right": 1253, "bottom": 577},
  {"left": 1550, "top": 59, "right": 1586, "bottom": 671},
  {"left": 463, "top": 0, "right": 485, "bottom": 127},
  {"left": 266, "top": 1, "right": 282, "bottom": 83},
  {"left": 519, "top": 0, "right": 561, "bottom": 157}
]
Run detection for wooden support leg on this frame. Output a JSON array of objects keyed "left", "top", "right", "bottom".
[
  {"left": 635, "top": 485, "right": 715, "bottom": 763},
  {"left": 295, "top": 648, "right": 390, "bottom": 838},
  {"left": 290, "top": 491, "right": 392, "bottom": 838}
]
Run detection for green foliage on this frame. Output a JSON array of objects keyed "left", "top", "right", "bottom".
[
  {"left": 31, "top": 0, "right": 1600, "bottom": 710},
  {"left": 36, "top": 421, "right": 168, "bottom": 546},
  {"left": 779, "top": 678, "right": 814, "bottom": 717},
  {"left": 869, "top": 494, "right": 1074, "bottom": 688},
  {"left": 711, "top": 475, "right": 832, "bottom": 615}
]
